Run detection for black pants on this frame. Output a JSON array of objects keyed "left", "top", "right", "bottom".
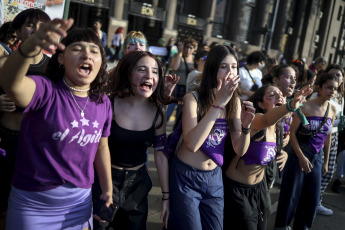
[
  {"left": 224, "top": 176, "right": 269, "bottom": 230},
  {"left": 93, "top": 165, "right": 152, "bottom": 230},
  {"left": 0, "top": 125, "right": 20, "bottom": 212}
]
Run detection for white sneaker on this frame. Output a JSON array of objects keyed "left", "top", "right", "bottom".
[{"left": 316, "top": 204, "right": 333, "bottom": 215}]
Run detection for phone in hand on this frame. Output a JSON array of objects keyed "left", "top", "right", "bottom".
[{"left": 93, "top": 199, "right": 117, "bottom": 222}]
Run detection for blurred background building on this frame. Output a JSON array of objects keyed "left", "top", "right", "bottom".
[{"left": 50, "top": 0, "right": 345, "bottom": 65}]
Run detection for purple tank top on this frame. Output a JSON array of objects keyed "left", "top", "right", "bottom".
[
  {"left": 241, "top": 141, "right": 276, "bottom": 165},
  {"left": 199, "top": 119, "right": 228, "bottom": 166},
  {"left": 302, "top": 116, "right": 332, "bottom": 154}
]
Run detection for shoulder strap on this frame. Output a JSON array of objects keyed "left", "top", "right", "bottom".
[
  {"left": 152, "top": 107, "right": 160, "bottom": 126},
  {"left": 251, "top": 128, "right": 267, "bottom": 142},
  {"left": 244, "top": 66, "right": 256, "bottom": 85},
  {"left": 183, "top": 55, "right": 191, "bottom": 76},
  {"left": 313, "top": 102, "right": 330, "bottom": 136}
]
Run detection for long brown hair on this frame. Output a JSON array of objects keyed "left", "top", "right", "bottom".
[{"left": 197, "top": 45, "right": 240, "bottom": 126}]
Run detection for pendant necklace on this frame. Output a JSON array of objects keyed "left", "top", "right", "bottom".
[
  {"left": 69, "top": 91, "right": 89, "bottom": 118},
  {"left": 63, "top": 79, "right": 90, "bottom": 118}
]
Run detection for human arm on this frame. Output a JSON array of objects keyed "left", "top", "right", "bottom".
[
  {"left": 93, "top": 137, "right": 113, "bottom": 221},
  {"left": 182, "top": 74, "right": 240, "bottom": 152},
  {"left": 322, "top": 106, "right": 336, "bottom": 175},
  {"left": 169, "top": 42, "right": 183, "bottom": 71},
  {"left": 289, "top": 109, "right": 313, "bottom": 173},
  {"left": 164, "top": 74, "right": 180, "bottom": 96},
  {"left": 0, "top": 18, "right": 74, "bottom": 108},
  {"left": 229, "top": 99, "right": 255, "bottom": 156},
  {"left": 153, "top": 109, "right": 170, "bottom": 229},
  {"left": 251, "top": 84, "right": 312, "bottom": 132}
]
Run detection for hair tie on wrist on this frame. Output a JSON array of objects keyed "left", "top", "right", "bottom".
[
  {"left": 242, "top": 125, "right": 251, "bottom": 135},
  {"left": 18, "top": 44, "right": 41, "bottom": 58},
  {"left": 211, "top": 104, "right": 225, "bottom": 111},
  {"left": 162, "top": 192, "right": 170, "bottom": 194},
  {"left": 162, "top": 197, "right": 170, "bottom": 201}
]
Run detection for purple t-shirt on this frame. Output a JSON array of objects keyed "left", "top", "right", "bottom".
[
  {"left": 302, "top": 116, "right": 332, "bottom": 154},
  {"left": 12, "top": 76, "right": 112, "bottom": 191}
]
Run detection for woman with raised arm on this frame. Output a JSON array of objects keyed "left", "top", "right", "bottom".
[
  {"left": 223, "top": 84, "right": 311, "bottom": 230},
  {"left": 275, "top": 73, "right": 338, "bottom": 230},
  {"left": 0, "top": 19, "right": 113, "bottom": 229},
  {"left": 168, "top": 45, "right": 255, "bottom": 230}
]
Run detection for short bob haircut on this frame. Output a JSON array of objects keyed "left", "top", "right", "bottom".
[
  {"left": 197, "top": 45, "right": 240, "bottom": 123},
  {"left": 246, "top": 51, "right": 266, "bottom": 65},
  {"left": 46, "top": 28, "right": 108, "bottom": 103},
  {"left": 0, "top": 22, "right": 16, "bottom": 43},
  {"left": 12, "top": 8, "right": 51, "bottom": 31},
  {"left": 121, "top": 31, "right": 148, "bottom": 55},
  {"left": 108, "top": 51, "right": 166, "bottom": 128}
]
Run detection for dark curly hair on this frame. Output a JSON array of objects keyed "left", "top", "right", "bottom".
[
  {"left": 325, "top": 64, "right": 344, "bottom": 101},
  {"left": 197, "top": 45, "right": 240, "bottom": 126},
  {"left": 45, "top": 28, "right": 108, "bottom": 103},
  {"left": 108, "top": 51, "right": 167, "bottom": 128},
  {"left": 0, "top": 22, "right": 16, "bottom": 43},
  {"left": 12, "top": 8, "right": 51, "bottom": 31}
]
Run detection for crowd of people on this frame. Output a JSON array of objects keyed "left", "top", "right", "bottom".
[{"left": 0, "top": 8, "right": 344, "bottom": 230}]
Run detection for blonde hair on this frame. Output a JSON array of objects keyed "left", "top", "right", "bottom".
[{"left": 122, "top": 31, "right": 148, "bottom": 54}]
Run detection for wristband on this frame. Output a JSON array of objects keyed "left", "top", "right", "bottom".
[
  {"left": 211, "top": 104, "right": 225, "bottom": 111},
  {"left": 286, "top": 99, "right": 309, "bottom": 125},
  {"left": 18, "top": 44, "right": 41, "bottom": 58},
  {"left": 242, "top": 125, "right": 251, "bottom": 135}
]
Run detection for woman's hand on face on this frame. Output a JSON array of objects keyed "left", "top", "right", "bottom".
[
  {"left": 28, "top": 18, "right": 74, "bottom": 54},
  {"left": 298, "top": 155, "right": 313, "bottom": 173},
  {"left": 164, "top": 74, "right": 180, "bottom": 96},
  {"left": 241, "top": 101, "right": 255, "bottom": 128},
  {"left": 215, "top": 73, "right": 240, "bottom": 107},
  {"left": 291, "top": 84, "right": 313, "bottom": 109}
]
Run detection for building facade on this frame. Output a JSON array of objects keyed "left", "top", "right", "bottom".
[{"left": 64, "top": 0, "right": 345, "bottom": 65}]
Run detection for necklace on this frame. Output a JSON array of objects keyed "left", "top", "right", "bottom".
[
  {"left": 69, "top": 91, "right": 89, "bottom": 118},
  {"left": 63, "top": 78, "right": 90, "bottom": 92}
]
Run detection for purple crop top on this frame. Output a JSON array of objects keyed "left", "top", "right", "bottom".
[
  {"left": 301, "top": 116, "right": 332, "bottom": 154},
  {"left": 199, "top": 119, "right": 228, "bottom": 166},
  {"left": 241, "top": 140, "right": 276, "bottom": 165}
]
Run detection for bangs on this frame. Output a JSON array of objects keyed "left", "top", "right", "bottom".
[
  {"left": 128, "top": 37, "right": 147, "bottom": 45},
  {"left": 62, "top": 28, "right": 102, "bottom": 48}
]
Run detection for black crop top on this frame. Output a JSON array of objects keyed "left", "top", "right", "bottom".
[{"left": 109, "top": 109, "right": 160, "bottom": 168}]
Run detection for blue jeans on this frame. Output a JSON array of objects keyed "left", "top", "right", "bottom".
[
  {"left": 275, "top": 143, "right": 322, "bottom": 230},
  {"left": 168, "top": 156, "right": 224, "bottom": 230}
]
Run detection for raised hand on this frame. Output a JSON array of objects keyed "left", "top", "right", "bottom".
[
  {"left": 241, "top": 101, "right": 255, "bottom": 128},
  {"left": 214, "top": 73, "right": 240, "bottom": 108},
  {"left": 290, "top": 84, "right": 313, "bottom": 109},
  {"left": 164, "top": 74, "right": 180, "bottom": 96},
  {"left": 25, "top": 18, "right": 74, "bottom": 54}
]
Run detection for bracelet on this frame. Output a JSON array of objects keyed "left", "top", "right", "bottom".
[
  {"left": 211, "top": 104, "right": 225, "bottom": 111},
  {"left": 162, "top": 197, "right": 170, "bottom": 201},
  {"left": 242, "top": 125, "right": 251, "bottom": 135},
  {"left": 17, "top": 44, "right": 41, "bottom": 58},
  {"left": 162, "top": 191, "right": 170, "bottom": 194}
]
